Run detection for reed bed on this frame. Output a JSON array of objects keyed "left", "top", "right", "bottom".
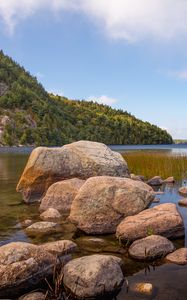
[{"left": 123, "top": 151, "right": 187, "bottom": 180}]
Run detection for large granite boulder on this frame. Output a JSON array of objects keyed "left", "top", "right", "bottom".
[
  {"left": 0, "top": 242, "right": 55, "bottom": 298},
  {"left": 39, "top": 178, "right": 85, "bottom": 213},
  {"left": 129, "top": 235, "right": 175, "bottom": 260},
  {"left": 16, "top": 141, "right": 129, "bottom": 203},
  {"left": 69, "top": 176, "right": 154, "bottom": 234},
  {"left": 116, "top": 203, "right": 184, "bottom": 243},
  {"left": 63, "top": 255, "right": 124, "bottom": 299}
]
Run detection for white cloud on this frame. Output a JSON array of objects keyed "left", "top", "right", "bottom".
[
  {"left": 167, "top": 70, "right": 187, "bottom": 80},
  {"left": 1, "top": 0, "right": 187, "bottom": 41},
  {"left": 87, "top": 95, "right": 118, "bottom": 106}
]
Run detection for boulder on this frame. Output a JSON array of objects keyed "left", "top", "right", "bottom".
[
  {"left": 18, "top": 292, "right": 45, "bottom": 300},
  {"left": 147, "top": 176, "right": 163, "bottom": 186},
  {"left": 39, "top": 178, "right": 85, "bottom": 213},
  {"left": 116, "top": 203, "right": 184, "bottom": 243},
  {"left": 152, "top": 197, "right": 160, "bottom": 203},
  {"left": 63, "top": 255, "right": 124, "bottom": 299},
  {"left": 179, "top": 186, "right": 187, "bottom": 196},
  {"left": 25, "top": 221, "right": 58, "bottom": 235},
  {"left": 16, "top": 141, "right": 129, "bottom": 203},
  {"left": 40, "top": 208, "right": 61, "bottom": 221},
  {"left": 38, "top": 240, "right": 77, "bottom": 256},
  {"left": 69, "top": 176, "right": 154, "bottom": 234},
  {"left": 129, "top": 235, "right": 175, "bottom": 260},
  {"left": 178, "top": 198, "right": 187, "bottom": 206},
  {"left": 166, "top": 248, "right": 187, "bottom": 265},
  {"left": 0, "top": 242, "right": 55, "bottom": 298}
]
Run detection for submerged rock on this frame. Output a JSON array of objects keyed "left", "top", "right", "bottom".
[
  {"left": 40, "top": 208, "right": 61, "bottom": 221},
  {"left": 129, "top": 235, "right": 175, "bottom": 260},
  {"left": 16, "top": 141, "right": 129, "bottom": 203},
  {"left": 69, "top": 176, "right": 154, "bottom": 234},
  {"left": 166, "top": 248, "right": 187, "bottom": 265},
  {"left": 0, "top": 242, "right": 55, "bottom": 298},
  {"left": 25, "top": 221, "right": 58, "bottom": 235},
  {"left": 147, "top": 176, "right": 163, "bottom": 186},
  {"left": 132, "top": 283, "right": 154, "bottom": 296},
  {"left": 39, "top": 178, "right": 85, "bottom": 213},
  {"left": 179, "top": 186, "right": 187, "bottom": 196},
  {"left": 116, "top": 203, "right": 184, "bottom": 243},
  {"left": 63, "top": 255, "right": 124, "bottom": 299},
  {"left": 38, "top": 240, "right": 77, "bottom": 256}
]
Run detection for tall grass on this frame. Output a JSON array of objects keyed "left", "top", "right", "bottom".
[{"left": 123, "top": 151, "right": 187, "bottom": 180}]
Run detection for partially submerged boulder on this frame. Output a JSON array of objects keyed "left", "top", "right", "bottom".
[
  {"left": 116, "top": 203, "right": 184, "bottom": 243},
  {"left": 18, "top": 292, "right": 45, "bottom": 300},
  {"left": 0, "top": 242, "right": 55, "bottom": 298},
  {"left": 179, "top": 186, "right": 187, "bottom": 196},
  {"left": 63, "top": 255, "right": 124, "bottom": 299},
  {"left": 69, "top": 176, "right": 154, "bottom": 234},
  {"left": 166, "top": 248, "right": 187, "bottom": 265},
  {"left": 164, "top": 176, "right": 175, "bottom": 184},
  {"left": 129, "top": 235, "right": 175, "bottom": 260},
  {"left": 178, "top": 198, "right": 187, "bottom": 206},
  {"left": 16, "top": 141, "right": 129, "bottom": 203},
  {"left": 39, "top": 178, "right": 85, "bottom": 213}
]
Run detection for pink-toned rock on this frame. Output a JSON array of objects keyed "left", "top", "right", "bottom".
[
  {"left": 16, "top": 141, "right": 129, "bottom": 203},
  {"left": 0, "top": 242, "right": 55, "bottom": 298},
  {"left": 40, "top": 208, "right": 61, "bottom": 221},
  {"left": 129, "top": 235, "right": 175, "bottom": 260},
  {"left": 39, "top": 178, "right": 85, "bottom": 213},
  {"left": 18, "top": 292, "right": 45, "bottom": 300},
  {"left": 116, "top": 203, "right": 184, "bottom": 243},
  {"left": 25, "top": 221, "right": 58, "bottom": 235},
  {"left": 164, "top": 177, "right": 175, "bottom": 183},
  {"left": 152, "top": 198, "right": 160, "bottom": 203},
  {"left": 38, "top": 240, "right": 77, "bottom": 256},
  {"left": 166, "top": 248, "right": 187, "bottom": 265},
  {"left": 179, "top": 186, "right": 187, "bottom": 196},
  {"left": 69, "top": 176, "right": 154, "bottom": 234}
]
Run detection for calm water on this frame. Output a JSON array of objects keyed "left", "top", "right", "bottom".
[{"left": 1, "top": 145, "right": 187, "bottom": 299}]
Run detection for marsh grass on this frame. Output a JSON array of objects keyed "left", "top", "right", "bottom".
[{"left": 123, "top": 151, "right": 187, "bottom": 180}]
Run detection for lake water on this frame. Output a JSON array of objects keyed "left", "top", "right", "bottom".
[{"left": 1, "top": 145, "right": 187, "bottom": 299}]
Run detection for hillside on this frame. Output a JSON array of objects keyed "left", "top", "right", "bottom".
[{"left": 0, "top": 50, "right": 173, "bottom": 146}]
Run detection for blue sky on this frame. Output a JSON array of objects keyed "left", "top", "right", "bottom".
[{"left": 0, "top": 0, "right": 187, "bottom": 139}]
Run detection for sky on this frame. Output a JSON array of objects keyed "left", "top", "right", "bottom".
[{"left": 0, "top": 1, "right": 187, "bottom": 139}]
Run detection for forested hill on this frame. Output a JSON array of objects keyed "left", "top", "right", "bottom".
[{"left": 0, "top": 50, "right": 173, "bottom": 146}]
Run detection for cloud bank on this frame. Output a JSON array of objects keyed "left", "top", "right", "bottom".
[
  {"left": 1, "top": 0, "right": 187, "bottom": 41},
  {"left": 87, "top": 95, "right": 118, "bottom": 106}
]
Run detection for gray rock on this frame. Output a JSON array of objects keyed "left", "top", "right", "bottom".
[
  {"left": 63, "top": 255, "right": 124, "bottom": 299},
  {"left": 25, "top": 221, "right": 58, "bottom": 235},
  {"left": 16, "top": 141, "right": 129, "bottom": 203},
  {"left": 116, "top": 203, "right": 184, "bottom": 243},
  {"left": 69, "top": 176, "right": 154, "bottom": 234},
  {"left": 39, "top": 178, "right": 85, "bottom": 213},
  {"left": 166, "top": 248, "right": 187, "bottom": 265},
  {"left": 147, "top": 176, "right": 163, "bottom": 186},
  {"left": 129, "top": 235, "right": 175, "bottom": 260}
]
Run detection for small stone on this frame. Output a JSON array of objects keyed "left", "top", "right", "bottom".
[
  {"left": 40, "top": 208, "right": 61, "bottom": 221},
  {"left": 166, "top": 248, "right": 187, "bottom": 265},
  {"left": 179, "top": 187, "right": 187, "bottom": 196},
  {"left": 129, "top": 235, "right": 175, "bottom": 260},
  {"left": 38, "top": 240, "right": 77, "bottom": 256},
  {"left": 25, "top": 221, "right": 58, "bottom": 235},
  {"left": 147, "top": 176, "right": 163, "bottom": 186},
  {"left": 130, "top": 174, "right": 143, "bottom": 181},
  {"left": 21, "top": 219, "right": 33, "bottom": 227},
  {"left": 133, "top": 283, "right": 153, "bottom": 296},
  {"left": 178, "top": 198, "right": 187, "bottom": 206},
  {"left": 152, "top": 198, "right": 160, "bottom": 203},
  {"left": 164, "top": 177, "right": 175, "bottom": 183}
]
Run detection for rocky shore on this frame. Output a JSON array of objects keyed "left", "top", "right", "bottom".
[{"left": 1, "top": 140, "right": 186, "bottom": 299}]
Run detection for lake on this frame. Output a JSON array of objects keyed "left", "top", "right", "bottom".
[{"left": 1, "top": 144, "right": 187, "bottom": 299}]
